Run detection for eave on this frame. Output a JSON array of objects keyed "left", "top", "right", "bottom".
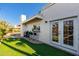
[{"left": 22, "top": 15, "right": 43, "bottom": 25}]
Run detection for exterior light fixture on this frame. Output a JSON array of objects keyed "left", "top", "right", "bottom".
[{"left": 45, "top": 21, "right": 48, "bottom": 23}]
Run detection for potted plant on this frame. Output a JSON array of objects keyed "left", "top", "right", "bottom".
[{"left": 29, "top": 31, "right": 33, "bottom": 35}]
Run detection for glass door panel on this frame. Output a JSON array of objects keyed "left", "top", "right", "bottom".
[
  {"left": 63, "top": 20, "right": 73, "bottom": 46},
  {"left": 52, "top": 22, "right": 59, "bottom": 42}
]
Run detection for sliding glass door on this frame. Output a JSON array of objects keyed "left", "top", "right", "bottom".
[{"left": 51, "top": 18, "right": 78, "bottom": 49}]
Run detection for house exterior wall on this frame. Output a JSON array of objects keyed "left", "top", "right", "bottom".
[
  {"left": 25, "top": 20, "right": 42, "bottom": 31},
  {"left": 41, "top": 3, "right": 79, "bottom": 21},
  {"left": 38, "top": 3, "right": 79, "bottom": 55},
  {"left": 21, "top": 3, "right": 79, "bottom": 55},
  {"left": 21, "top": 19, "right": 42, "bottom": 38}
]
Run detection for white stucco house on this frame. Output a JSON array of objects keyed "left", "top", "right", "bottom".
[{"left": 20, "top": 3, "right": 79, "bottom": 55}]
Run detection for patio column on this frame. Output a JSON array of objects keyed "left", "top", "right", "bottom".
[{"left": 20, "top": 24, "right": 24, "bottom": 37}]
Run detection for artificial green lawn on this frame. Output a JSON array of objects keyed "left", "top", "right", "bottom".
[
  {"left": 0, "top": 43, "right": 25, "bottom": 56},
  {"left": 1, "top": 38, "right": 73, "bottom": 56},
  {"left": 3, "top": 39, "right": 37, "bottom": 56}
]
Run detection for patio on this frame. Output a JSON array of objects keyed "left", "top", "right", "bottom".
[{"left": 0, "top": 38, "right": 73, "bottom": 56}]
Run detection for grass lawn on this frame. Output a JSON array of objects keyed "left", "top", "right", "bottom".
[
  {"left": 1, "top": 38, "right": 73, "bottom": 56},
  {"left": 0, "top": 43, "right": 25, "bottom": 56}
]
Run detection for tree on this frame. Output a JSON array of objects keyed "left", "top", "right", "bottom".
[
  {"left": 0, "top": 29, "right": 6, "bottom": 38},
  {"left": 0, "top": 20, "right": 13, "bottom": 40}
]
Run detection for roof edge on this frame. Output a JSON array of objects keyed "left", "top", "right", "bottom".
[{"left": 22, "top": 14, "right": 42, "bottom": 24}]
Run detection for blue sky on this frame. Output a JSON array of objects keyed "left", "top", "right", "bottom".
[{"left": 0, "top": 3, "right": 46, "bottom": 26}]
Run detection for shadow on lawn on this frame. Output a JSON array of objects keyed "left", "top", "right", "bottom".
[
  {"left": 20, "top": 39, "right": 74, "bottom": 56},
  {"left": 2, "top": 42, "right": 38, "bottom": 56}
]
